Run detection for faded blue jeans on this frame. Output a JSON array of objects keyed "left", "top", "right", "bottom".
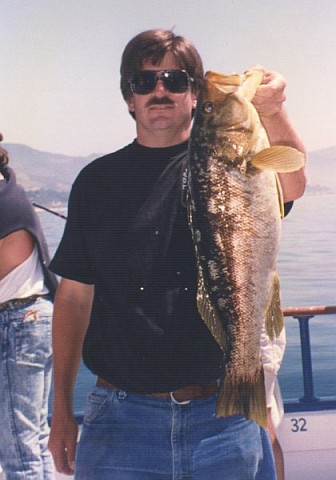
[
  {"left": 75, "top": 385, "right": 276, "bottom": 479},
  {"left": 0, "top": 296, "right": 54, "bottom": 479}
]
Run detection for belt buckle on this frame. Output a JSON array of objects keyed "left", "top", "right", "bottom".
[{"left": 170, "top": 391, "right": 191, "bottom": 405}]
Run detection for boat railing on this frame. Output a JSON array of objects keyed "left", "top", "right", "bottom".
[
  {"left": 282, "top": 305, "right": 336, "bottom": 413},
  {"left": 64, "top": 305, "right": 336, "bottom": 425}
]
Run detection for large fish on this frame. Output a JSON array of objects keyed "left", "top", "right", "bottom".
[{"left": 187, "top": 69, "right": 304, "bottom": 427}]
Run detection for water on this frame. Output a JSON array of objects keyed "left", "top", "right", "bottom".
[
  {"left": 277, "top": 193, "right": 336, "bottom": 400},
  {"left": 40, "top": 193, "right": 336, "bottom": 412}
]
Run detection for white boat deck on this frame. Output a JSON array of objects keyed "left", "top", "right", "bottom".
[{"left": 280, "top": 408, "right": 336, "bottom": 479}]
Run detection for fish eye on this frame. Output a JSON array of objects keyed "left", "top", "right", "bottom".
[{"left": 203, "top": 101, "right": 214, "bottom": 114}]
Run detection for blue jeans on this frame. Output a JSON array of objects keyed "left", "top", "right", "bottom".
[
  {"left": 75, "top": 385, "right": 276, "bottom": 479},
  {"left": 0, "top": 296, "right": 54, "bottom": 479}
]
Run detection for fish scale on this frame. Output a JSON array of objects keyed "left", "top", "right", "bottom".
[{"left": 187, "top": 69, "right": 304, "bottom": 426}]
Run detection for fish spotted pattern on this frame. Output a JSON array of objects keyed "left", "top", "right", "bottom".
[{"left": 187, "top": 69, "right": 304, "bottom": 427}]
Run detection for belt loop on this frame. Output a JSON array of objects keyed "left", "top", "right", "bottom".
[
  {"left": 170, "top": 391, "right": 191, "bottom": 405},
  {"left": 117, "top": 390, "right": 128, "bottom": 401}
]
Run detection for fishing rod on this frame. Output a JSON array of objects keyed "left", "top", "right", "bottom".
[{"left": 32, "top": 202, "right": 67, "bottom": 220}]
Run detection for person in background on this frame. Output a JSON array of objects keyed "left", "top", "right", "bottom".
[
  {"left": 48, "top": 29, "right": 306, "bottom": 479},
  {"left": 0, "top": 133, "right": 58, "bottom": 479}
]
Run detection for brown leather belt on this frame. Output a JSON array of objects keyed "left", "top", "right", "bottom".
[
  {"left": 0, "top": 294, "right": 42, "bottom": 313},
  {"left": 96, "top": 377, "right": 218, "bottom": 402}
]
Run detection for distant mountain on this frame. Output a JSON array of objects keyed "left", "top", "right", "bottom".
[
  {"left": 2, "top": 142, "right": 336, "bottom": 205},
  {"left": 305, "top": 145, "right": 336, "bottom": 194},
  {"left": 3, "top": 143, "right": 100, "bottom": 192},
  {"left": 2, "top": 143, "right": 102, "bottom": 205}
]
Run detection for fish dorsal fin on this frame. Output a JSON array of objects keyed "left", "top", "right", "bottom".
[
  {"left": 239, "top": 69, "right": 264, "bottom": 101},
  {"left": 251, "top": 146, "right": 305, "bottom": 173}
]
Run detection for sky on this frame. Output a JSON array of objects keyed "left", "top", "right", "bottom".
[{"left": 1, "top": 0, "right": 335, "bottom": 156}]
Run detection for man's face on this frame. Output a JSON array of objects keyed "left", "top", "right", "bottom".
[{"left": 126, "top": 53, "right": 197, "bottom": 146}]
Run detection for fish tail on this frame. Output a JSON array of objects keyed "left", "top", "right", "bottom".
[
  {"left": 265, "top": 272, "right": 284, "bottom": 339},
  {"left": 216, "top": 367, "right": 267, "bottom": 428}
]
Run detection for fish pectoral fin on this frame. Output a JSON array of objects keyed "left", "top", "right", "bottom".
[
  {"left": 216, "top": 367, "right": 268, "bottom": 428},
  {"left": 251, "top": 146, "right": 305, "bottom": 173},
  {"left": 265, "top": 272, "right": 284, "bottom": 340}
]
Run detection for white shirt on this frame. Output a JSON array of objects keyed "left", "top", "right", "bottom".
[
  {"left": 261, "top": 324, "right": 286, "bottom": 427},
  {"left": 0, "top": 245, "right": 48, "bottom": 302}
]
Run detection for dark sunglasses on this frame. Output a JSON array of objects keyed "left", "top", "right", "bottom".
[{"left": 129, "top": 69, "right": 194, "bottom": 95}]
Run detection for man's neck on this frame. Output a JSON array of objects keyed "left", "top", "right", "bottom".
[{"left": 136, "top": 128, "right": 191, "bottom": 148}]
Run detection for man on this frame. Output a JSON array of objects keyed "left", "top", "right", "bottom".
[
  {"left": 48, "top": 29, "right": 306, "bottom": 479},
  {"left": 0, "top": 133, "right": 58, "bottom": 478}
]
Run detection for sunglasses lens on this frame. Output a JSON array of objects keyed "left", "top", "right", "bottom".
[
  {"left": 129, "top": 70, "right": 192, "bottom": 95},
  {"left": 162, "top": 70, "right": 189, "bottom": 93},
  {"left": 130, "top": 71, "right": 156, "bottom": 95}
]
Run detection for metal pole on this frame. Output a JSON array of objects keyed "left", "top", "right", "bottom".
[{"left": 296, "top": 315, "right": 319, "bottom": 403}]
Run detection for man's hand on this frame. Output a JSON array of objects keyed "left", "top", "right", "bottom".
[
  {"left": 48, "top": 413, "right": 78, "bottom": 475},
  {"left": 246, "top": 65, "right": 306, "bottom": 202},
  {"left": 250, "top": 65, "right": 287, "bottom": 118}
]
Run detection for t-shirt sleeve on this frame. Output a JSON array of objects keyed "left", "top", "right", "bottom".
[
  {"left": 49, "top": 173, "right": 95, "bottom": 284},
  {"left": 284, "top": 201, "right": 293, "bottom": 216}
]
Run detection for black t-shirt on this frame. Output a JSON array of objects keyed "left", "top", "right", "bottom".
[{"left": 50, "top": 140, "right": 224, "bottom": 393}]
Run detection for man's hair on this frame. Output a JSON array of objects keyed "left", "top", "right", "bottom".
[
  {"left": 0, "top": 133, "right": 9, "bottom": 170},
  {"left": 120, "top": 29, "right": 204, "bottom": 101}
]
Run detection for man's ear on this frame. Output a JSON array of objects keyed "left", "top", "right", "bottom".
[
  {"left": 126, "top": 96, "right": 135, "bottom": 113},
  {"left": 192, "top": 93, "right": 197, "bottom": 109}
]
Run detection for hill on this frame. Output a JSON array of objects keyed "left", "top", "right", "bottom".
[
  {"left": 2, "top": 143, "right": 101, "bottom": 205},
  {"left": 305, "top": 145, "right": 336, "bottom": 194},
  {"left": 3, "top": 143, "right": 99, "bottom": 192},
  {"left": 2, "top": 142, "right": 336, "bottom": 204}
]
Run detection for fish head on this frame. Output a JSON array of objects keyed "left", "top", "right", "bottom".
[{"left": 191, "top": 71, "right": 263, "bottom": 162}]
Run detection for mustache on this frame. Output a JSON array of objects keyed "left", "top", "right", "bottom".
[{"left": 145, "top": 96, "right": 175, "bottom": 108}]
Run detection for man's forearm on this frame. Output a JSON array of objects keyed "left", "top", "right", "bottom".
[
  {"left": 49, "top": 279, "right": 93, "bottom": 474},
  {"left": 262, "top": 107, "right": 307, "bottom": 202},
  {"left": 51, "top": 279, "right": 93, "bottom": 416}
]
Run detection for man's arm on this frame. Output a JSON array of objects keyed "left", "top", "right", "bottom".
[
  {"left": 253, "top": 68, "right": 307, "bottom": 202},
  {"left": 48, "top": 278, "right": 94, "bottom": 475}
]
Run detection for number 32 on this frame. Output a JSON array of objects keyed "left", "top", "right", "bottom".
[{"left": 291, "top": 417, "right": 307, "bottom": 432}]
